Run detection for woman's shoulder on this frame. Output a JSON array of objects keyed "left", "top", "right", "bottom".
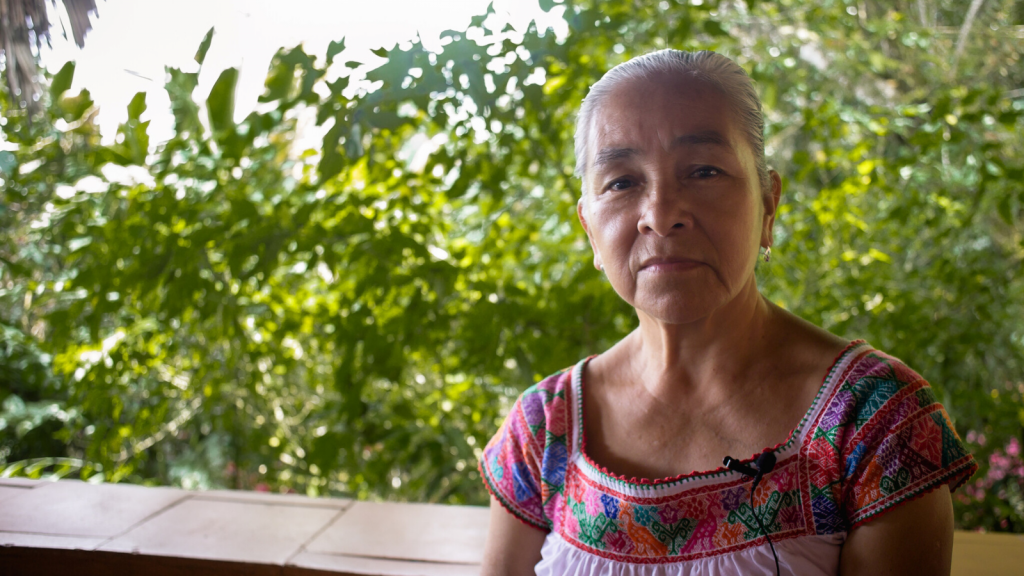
[
  {"left": 810, "top": 344, "right": 935, "bottom": 430},
  {"left": 817, "top": 344, "right": 974, "bottom": 467},
  {"left": 526, "top": 363, "right": 578, "bottom": 397},
  {"left": 829, "top": 346, "right": 937, "bottom": 419},
  {"left": 480, "top": 363, "right": 582, "bottom": 532},
  {"left": 808, "top": 344, "right": 978, "bottom": 526},
  {"left": 769, "top": 307, "right": 939, "bottom": 422},
  {"left": 491, "top": 363, "right": 581, "bottom": 452},
  {"left": 514, "top": 363, "right": 578, "bottom": 422}
]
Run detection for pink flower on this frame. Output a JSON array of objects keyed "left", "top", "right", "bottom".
[
  {"left": 988, "top": 453, "right": 1012, "bottom": 482},
  {"left": 965, "top": 483, "right": 986, "bottom": 500},
  {"left": 583, "top": 489, "right": 604, "bottom": 518},
  {"left": 1007, "top": 438, "right": 1020, "bottom": 457},
  {"left": 770, "top": 467, "right": 795, "bottom": 492},
  {"left": 564, "top": 512, "right": 581, "bottom": 538}
]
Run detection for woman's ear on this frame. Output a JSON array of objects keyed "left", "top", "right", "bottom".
[
  {"left": 761, "top": 170, "right": 782, "bottom": 247},
  {"left": 577, "top": 197, "right": 603, "bottom": 271}
]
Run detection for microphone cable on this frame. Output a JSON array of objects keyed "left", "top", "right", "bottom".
[{"left": 724, "top": 451, "right": 780, "bottom": 576}]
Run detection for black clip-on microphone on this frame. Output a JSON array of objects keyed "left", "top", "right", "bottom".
[{"left": 724, "top": 450, "right": 780, "bottom": 576}]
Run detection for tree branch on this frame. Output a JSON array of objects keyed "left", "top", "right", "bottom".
[
  {"left": 116, "top": 395, "right": 203, "bottom": 464},
  {"left": 953, "top": 0, "right": 986, "bottom": 75}
]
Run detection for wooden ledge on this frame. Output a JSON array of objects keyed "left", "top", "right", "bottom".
[
  {"left": 1, "top": 478, "right": 1022, "bottom": 575},
  {"left": 0, "top": 478, "right": 485, "bottom": 575}
]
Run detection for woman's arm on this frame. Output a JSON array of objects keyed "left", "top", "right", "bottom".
[
  {"left": 838, "top": 485, "right": 954, "bottom": 576},
  {"left": 480, "top": 496, "right": 547, "bottom": 576}
]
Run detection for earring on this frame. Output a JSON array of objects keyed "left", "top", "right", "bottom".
[
  {"left": 763, "top": 246, "right": 772, "bottom": 263},
  {"left": 599, "top": 264, "right": 605, "bottom": 271}
]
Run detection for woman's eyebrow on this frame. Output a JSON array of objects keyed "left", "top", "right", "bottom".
[
  {"left": 594, "top": 131, "right": 735, "bottom": 170},
  {"left": 671, "top": 130, "right": 735, "bottom": 152},
  {"left": 593, "top": 147, "right": 640, "bottom": 170}
]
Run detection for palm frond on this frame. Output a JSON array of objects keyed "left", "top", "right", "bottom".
[{"left": 0, "top": 0, "right": 100, "bottom": 111}]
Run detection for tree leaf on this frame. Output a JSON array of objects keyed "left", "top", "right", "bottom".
[
  {"left": 327, "top": 39, "right": 347, "bottom": 65},
  {"left": 50, "top": 62, "right": 76, "bottom": 99},
  {"left": 195, "top": 27, "right": 215, "bottom": 66},
  {"left": 207, "top": 68, "right": 238, "bottom": 135}
]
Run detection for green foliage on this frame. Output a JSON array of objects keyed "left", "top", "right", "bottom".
[{"left": 1, "top": 0, "right": 1022, "bottom": 531}]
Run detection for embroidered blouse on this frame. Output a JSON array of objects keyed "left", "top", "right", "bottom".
[{"left": 479, "top": 342, "right": 977, "bottom": 575}]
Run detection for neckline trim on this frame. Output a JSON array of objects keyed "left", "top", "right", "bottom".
[{"left": 571, "top": 339, "right": 869, "bottom": 488}]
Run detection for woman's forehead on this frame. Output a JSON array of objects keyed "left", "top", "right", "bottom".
[{"left": 590, "top": 77, "right": 740, "bottom": 151}]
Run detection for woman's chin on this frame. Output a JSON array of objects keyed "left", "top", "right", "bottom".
[{"left": 631, "top": 290, "right": 731, "bottom": 326}]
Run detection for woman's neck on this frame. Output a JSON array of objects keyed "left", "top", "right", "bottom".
[{"left": 626, "top": 279, "right": 774, "bottom": 400}]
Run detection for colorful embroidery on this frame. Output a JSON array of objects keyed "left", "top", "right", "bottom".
[
  {"left": 479, "top": 343, "right": 977, "bottom": 565},
  {"left": 481, "top": 368, "right": 572, "bottom": 530}
]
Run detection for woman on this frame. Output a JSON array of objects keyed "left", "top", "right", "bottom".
[{"left": 478, "top": 50, "right": 976, "bottom": 575}]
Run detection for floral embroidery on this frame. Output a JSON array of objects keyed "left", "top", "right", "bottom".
[{"left": 480, "top": 343, "right": 978, "bottom": 564}]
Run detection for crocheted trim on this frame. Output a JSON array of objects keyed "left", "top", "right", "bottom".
[{"left": 847, "top": 457, "right": 978, "bottom": 529}]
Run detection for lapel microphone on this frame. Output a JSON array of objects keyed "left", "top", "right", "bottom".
[
  {"left": 724, "top": 450, "right": 777, "bottom": 482},
  {"left": 723, "top": 450, "right": 781, "bottom": 576}
]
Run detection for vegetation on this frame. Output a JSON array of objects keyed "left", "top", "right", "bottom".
[
  {"left": 0, "top": 0, "right": 100, "bottom": 112},
  {"left": 1, "top": 0, "right": 1022, "bottom": 531}
]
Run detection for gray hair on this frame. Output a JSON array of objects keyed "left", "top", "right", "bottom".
[{"left": 574, "top": 49, "right": 770, "bottom": 203}]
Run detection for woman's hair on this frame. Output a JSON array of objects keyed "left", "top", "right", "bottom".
[{"left": 574, "top": 49, "right": 770, "bottom": 202}]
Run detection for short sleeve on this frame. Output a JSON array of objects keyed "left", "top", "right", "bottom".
[
  {"left": 479, "top": 369, "right": 573, "bottom": 532},
  {"left": 839, "top": 352, "right": 977, "bottom": 528}
]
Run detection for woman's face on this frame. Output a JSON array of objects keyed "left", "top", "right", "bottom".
[{"left": 578, "top": 74, "right": 779, "bottom": 325}]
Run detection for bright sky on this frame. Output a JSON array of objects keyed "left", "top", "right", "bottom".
[{"left": 39, "top": 0, "right": 565, "bottom": 144}]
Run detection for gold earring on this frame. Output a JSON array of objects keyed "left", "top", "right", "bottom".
[{"left": 763, "top": 246, "right": 772, "bottom": 263}]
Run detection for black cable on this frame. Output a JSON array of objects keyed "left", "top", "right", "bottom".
[
  {"left": 750, "top": 474, "right": 781, "bottom": 576},
  {"left": 724, "top": 453, "right": 781, "bottom": 576}
]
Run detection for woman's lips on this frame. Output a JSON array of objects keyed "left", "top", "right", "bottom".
[{"left": 638, "top": 258, "right": 704, "bottom": 273}]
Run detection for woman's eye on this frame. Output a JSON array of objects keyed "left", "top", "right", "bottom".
[
  {"left": 608, "top": 178, "right": 635, "bottom": 191},
  {"left": 692, "top": 166, "right": 720, "bottom": 178}
]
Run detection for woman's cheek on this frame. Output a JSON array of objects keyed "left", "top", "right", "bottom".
[{"left": 607, "top": 222, "right": 639, "bottom": 275}]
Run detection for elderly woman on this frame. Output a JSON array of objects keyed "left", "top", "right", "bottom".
[{"left": 478, "top": 50, "right": 976, "bottom": 576}]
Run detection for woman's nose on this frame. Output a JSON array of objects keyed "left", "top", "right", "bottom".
[{"left": 637, "top": 179, "right": 692, "bottom": 236}]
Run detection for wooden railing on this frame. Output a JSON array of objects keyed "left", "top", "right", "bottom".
[{"left": 1, "top": 477, "right": 1022, "bottom": 575}]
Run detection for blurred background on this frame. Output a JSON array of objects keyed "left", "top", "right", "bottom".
[{"left": 1, "top": 0, "right": 1022, "bottom": 533}]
